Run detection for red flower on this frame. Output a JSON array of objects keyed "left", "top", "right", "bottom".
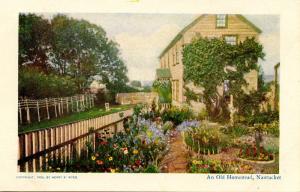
[
  {"left": 100, "top": 141, "right": 108, "bottom": 145},
  {"left": 135, "top": 159, "right": 142, "bottom": 166},
  {"left": 96, "top": 160, "right": 104, "bottom": 165}
]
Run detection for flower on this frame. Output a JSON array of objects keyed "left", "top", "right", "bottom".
[
  {"left": 113, "top": 144, "right": 118, "bottom": 149},
  {"left": 95, "top": 153, "right": 99, "bottom": 157},
  {"left": 56, "top": 167, "right": 61, "bottom": 171},
  {"left": 135, "top": 159, "right": 142, "bottom": 166},
  {"left": 96, "top": 160, "right": 104, "bottom": 165},
  {"left": 133, "top": 149, "right": 139, "bottom": 155},
  {"left": 91, "top": 156, "right": 96, "bottom": 161},
  {"left": 108, "top": 156, "right": 113, "bottom": 161},
  {"left": 124, "top": 149, "right": 128, "bottom": 155},
  {"left": 100, "top": 141, "right": 108, "bottom": 145},
  {"left": 110, "top": 169, "right": 116, "bottom": 173}
]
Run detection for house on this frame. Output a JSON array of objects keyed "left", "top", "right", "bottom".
[
  {"left": 89, "top": 80, "right": 106, "bottom": 94},
  {"left": 157, "top": 14, "right": 262, "bottom": 113}
]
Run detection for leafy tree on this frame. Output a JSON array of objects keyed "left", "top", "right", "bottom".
[
  {"left": 19, "top": 13, "right": 129, "bottom": 99},
  {"left": 19, "top": 14, "right": 53, "bottom": 72},
  {"left": 130, "top": 80, "right": 142, "bottom": 88},
  {"left": 183, "top": 37, "right": 265, "bottom": 119}
]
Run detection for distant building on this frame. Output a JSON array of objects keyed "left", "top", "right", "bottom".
[
  {"left": 89, "top": 80, "right": 106, "bottom": 94},
  {"left": 157, "top": 14, "right": 262, "bottom": 112}
]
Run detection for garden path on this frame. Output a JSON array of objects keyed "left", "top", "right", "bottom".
[{"left": 159, "top": 130, "right": 189, "bottom": 173}]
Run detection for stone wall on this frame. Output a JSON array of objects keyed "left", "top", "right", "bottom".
[{"left": 115, "top": 92, "right": 158, "bottom": 105}]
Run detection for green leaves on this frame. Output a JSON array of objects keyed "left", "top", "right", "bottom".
[
  {"left": 19, "top": 13, "right": 129, "bottom": 99},
  {"left": 182, "top": 37, "right": 265, "bottom": 119}
]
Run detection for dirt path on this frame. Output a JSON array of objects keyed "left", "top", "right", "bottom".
[{"left": 159, "top": 131, "right": 189, "bottom": 173}]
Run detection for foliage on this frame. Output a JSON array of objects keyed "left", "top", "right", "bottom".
[
  {"left": 162, "top": 121, "right": 174, "bottom": 134},
  {"left": 222, "top": 124, "right": 250, "bottom": 138},
  {"left": 152, "top": 80, "right": 172, "bottom": 103},
  {"left": 189, "top": 158, "right": 254, "bottom": 173},
  {"left": 130, "top": 80, "right": 142, "bottom": 88},
  {"left": 184, "top": 125, "right": 229, "bottom": 154},
  {"left": 45, "top": 114, "right": 168, "bottom": 173},
  {"left": 19, "top": 14, "right": 53, "bottom": 73},
  {"left": 161, "top": 106, "right": 194, "bottom": 126},
  {"left": 19, "top": 13, "right": 129, "bottom": 98},
  {"left": 183, "top": 37, "right": 265, "bottom": 119},
  {"left": 197, "top": 108, "right": 208, "bottom": 121},
  {"left": 244, "top": 110, "right": 279, "bottom": 125},
  {"left": 19, "top": 68, "right": 78, "bottom": 99},
  {"left": 235, "top": 69, "right": 271, "bottom": 118}
]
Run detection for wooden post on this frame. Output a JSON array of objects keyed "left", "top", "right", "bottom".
[
  {"left": 25, "top": 99, "right": 31, "bottom": 124},
  {"left": 58, "top": 99, "right": 61, "bottom": 116},
  {"left": 76, "top": 96, "right": 79, "bottom": 112},
  {"left": 36, "top": 101, "right": 40, "bottom": 122},
  {"left": 32, "top": 132, "right": 36, "bottom": 172},
  {"left": 61, "top": 98, "right": 64, "bottom": 115},
  {"left": 45, "top": 98, "right": 50, "bottom": 120},
  {"left": 18, "top": 102, "right": 22, "bottom": 124},
  {"left": 66, "top": 97, "right": 69, "bottom": 114},
  {"left": 54, "top": 100, "right": 58, "bottom": 118}
]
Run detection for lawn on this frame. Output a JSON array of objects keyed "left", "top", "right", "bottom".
[{"left": 19, "top": 104, "right": 135, "bottom": 134}]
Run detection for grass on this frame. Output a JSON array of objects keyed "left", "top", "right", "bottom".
[{"left": 19, "top": 104, "right": 134, "bottom": 134}]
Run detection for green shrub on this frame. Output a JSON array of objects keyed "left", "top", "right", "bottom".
[
  {"left": 161, "top": 106, "right": 194, "bottom": 125},
  {"left": 223, "top": 124, "right": 250, "bottom": 138},
  {"left": 162, "top": 121, "right": 174, "bottom": 134},
  {"left": 197, "top": 108, "right": 208, "bottom": 120},
  {"left": 19, "top": 68, "right": 78, "bottom": 99}
]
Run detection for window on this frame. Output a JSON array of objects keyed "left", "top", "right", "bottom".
[
  {"left": 172, "top": 80, "right": 179, "bottom": 101},
  {"left": 216, "top": 14, "right": 227, "bottom": 28},
  {"left": 224, "top": 35, "right": 237, "bottom": 45},
  {"left": 175, "top": 46, "right": 179, "bottom": 64}
]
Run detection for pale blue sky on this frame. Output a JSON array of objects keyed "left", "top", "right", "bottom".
[{"left": 42, "top": 13, "right": 280, "bottom": 82}]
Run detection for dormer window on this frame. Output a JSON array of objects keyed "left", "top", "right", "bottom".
[{"left": 216, "top": 14, "right": 227, "bottom": 28}]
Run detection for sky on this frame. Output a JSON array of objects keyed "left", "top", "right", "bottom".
[{"left": 42, "top": 13, "right": 280, "bottom": 83}]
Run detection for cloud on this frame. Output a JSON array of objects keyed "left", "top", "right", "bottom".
[{"left": 115, "top": 23, "right": 181, "bottom": 81}]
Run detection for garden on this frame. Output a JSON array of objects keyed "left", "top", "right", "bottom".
[{"left": 45, "top": 103, "right": 279, "bottom": 173}]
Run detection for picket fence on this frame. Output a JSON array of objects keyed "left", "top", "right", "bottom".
[
  {"left": 18, "top": 108, "right": 133, "bottom": 172},
  {"left": 18, "top": 94, "right": 95, "bottom": 124}
]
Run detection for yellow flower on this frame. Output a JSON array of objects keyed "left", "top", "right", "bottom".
[
  {"left": 91, "top": 156, "right": 96, "bottom": 161},
  {"left": 110, "top": 169, "right": 116, "bottom": 173},
  {"left": 56, "top": 167, "right": 61, "bottom": 171},
  {"left": 192, "top": 160, "right": 200, "bottom": 165},
  {"left": 133, "top": 149, "right": 139, "bottom": 155},
  {"left": 108, "top": 156, "right": 113, "bottom": 161}
]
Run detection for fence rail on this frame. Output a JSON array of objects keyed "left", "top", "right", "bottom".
[
  {"left": 18, "top": 108, "right": 133, "bottom": 172},
  {"left": 18, "top": 94, "right": 95, "bottom": 124}
]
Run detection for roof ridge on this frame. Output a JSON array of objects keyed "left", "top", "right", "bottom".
[{"left": 159, "top": 14, "right": 262, "bottom": 58}]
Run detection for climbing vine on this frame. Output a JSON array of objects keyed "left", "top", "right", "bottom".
[{"left": 182, "top": 37, "right": 265, "bottom": 119}]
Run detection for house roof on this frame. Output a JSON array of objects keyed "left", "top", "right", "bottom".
[
  {"left": 159, "top": 14, "right": 262, "bottom": 58},
  {"left": 156, "top": 68, "right": 172, "bottom": 79}
]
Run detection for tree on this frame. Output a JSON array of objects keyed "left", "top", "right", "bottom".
[
  {"left": 130, "top": 80, "right": 142, "bottom": 88},
  {"left": 19, "top": 14, "right": 53, "bottom": 73},
  {"left": 19, "top": 13, "right": 129, "bottom": 99},
  {"left": 183, "top": 37, "right": 265, "bottom": 119}
]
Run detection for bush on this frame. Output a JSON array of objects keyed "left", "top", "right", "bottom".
[
  {"left": 162, "top": 121, "right": 174, "bottom": 134},
  {"left": 19, "top": 68, "right": 78, "bottom": 99},
  {"left": 222, "top": 124, "right": 250, "bottom": 138},
  {"left": 244, "top": 110, "right": 279, "bottom": 125},
  {"left": 197, "top": 108, "right": 208, "bottom": 120},
  {"left": 161, "top": 106, "right": 194, "bottom": 125}
]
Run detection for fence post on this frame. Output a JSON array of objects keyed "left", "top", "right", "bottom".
[
  {"left": 70, "top": 97, "right": 73, "bottom": 112},
  {"left": 19, "top": 102, "right": 22, "bottom": 124},
  {"left": 45, "top": 98, "right": 50, "bottom": 120},
  {"left": 66, "top": 97, "right": 69, "bottom": 114},
  {"left": 76, "top": 96, "right": 79, "bottom": 112},
  {"left": 54, "top": 100, "right": 58, "bottom": 118},
  {"left": 36, "top": 100, "right": 40, "bottom": 122},
  {"left": 61, "top": 98, "right": 64, "bottom": 115},
  {"left": 25, "top": 99, "right": 31, "bottom": 124}
]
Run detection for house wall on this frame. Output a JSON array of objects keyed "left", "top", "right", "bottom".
[{"left": 159, "top": 14, "right": 260, "bottom": 113}]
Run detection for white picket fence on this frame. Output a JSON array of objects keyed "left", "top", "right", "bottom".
[{"left": 18, "top": 94, "right": 94, "bottom": 124}]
